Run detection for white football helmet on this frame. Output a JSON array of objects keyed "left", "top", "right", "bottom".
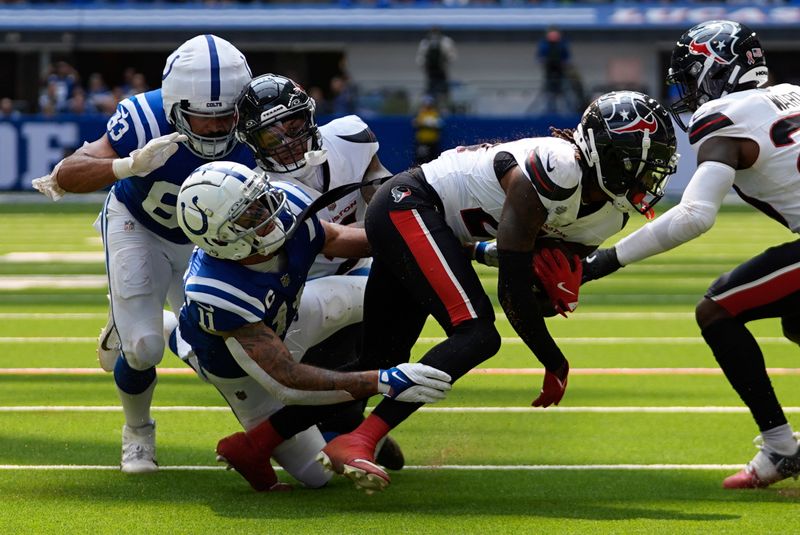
[
  {"left": 162, "top": 34, "right": 252, "bottom": 159},
  {"left": 177, "top": 162, "right": 295, "bottom": 261}
]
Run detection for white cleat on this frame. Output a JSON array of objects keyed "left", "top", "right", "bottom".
[
  {"left": 121, "top": 422, "right": 158, "bottom": 474},
  {"left": 97, "top": 308, "right": 120, "bottom": 372}
]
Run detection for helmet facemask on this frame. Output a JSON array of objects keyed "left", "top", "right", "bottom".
[
  {"left": 171, "top": 102, "right": 239, "bottom": 159},
  {"left": 219, "top": 175, "right": 294, "bottom": 259},
  {"left": 178, "top": 163, "right": 296, "bottom": 261},
  {"left": 244, "top": 108, "right": 318, "bottom": 173}
]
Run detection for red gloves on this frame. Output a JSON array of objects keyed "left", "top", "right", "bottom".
[
  {"left": 533, "top": 248, "right": 582, "bottom": 318},
  {"left": 532, "top": 360, "right": 569, "bottom": 408}
]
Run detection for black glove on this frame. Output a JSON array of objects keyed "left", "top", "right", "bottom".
[{"left": 581, "top": 247, "right": 622, "bottom": 284}]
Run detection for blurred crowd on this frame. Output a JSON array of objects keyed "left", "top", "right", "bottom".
[
  {"left": 1, "top": 61, "right": 152, "bottom": 118},
  {"left": 0, "top": 58, "right": 363, "bottom": 119}
]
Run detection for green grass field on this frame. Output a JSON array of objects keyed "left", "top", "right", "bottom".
[{"left": 1, "top": 201, "right": 799, "bottom": 534}]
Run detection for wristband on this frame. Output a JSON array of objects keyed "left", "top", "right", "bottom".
[{"left": 111, "top": 157, "right": 133, "bottom": 180}]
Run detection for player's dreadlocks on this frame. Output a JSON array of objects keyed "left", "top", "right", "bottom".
[{"left": 549, "top": 126, "right": 583, "bottom": 163}]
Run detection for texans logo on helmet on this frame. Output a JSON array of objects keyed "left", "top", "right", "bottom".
[
  {"left": 687, "top": 20, "right": 739, "bottom": 65},
  {"left": 604, "top": 94, "right": 658, "bottom": 135}
]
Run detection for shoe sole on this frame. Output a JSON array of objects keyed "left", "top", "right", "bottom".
[
  {"left": 316, "top": 451, "right": 389, "bottom": 494},
  {"left": 121, "top": 463, "right": 158, "bottom": 474}
]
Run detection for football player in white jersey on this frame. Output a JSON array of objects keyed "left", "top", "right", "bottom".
[
  {"left": 174, "top": 161, "right": 451, "bottom": 491},
  {"left": 32, "top": 35, "right": 256, "bottom": 474},
  {"left": 317, "top": 90, "right": 678, "bottom": 492},
  {"left": 582, "top": 20, "right": 800, "bottom": 489},
  {"left": 230, "top": 74, "right": 411, "bottom": 468}
]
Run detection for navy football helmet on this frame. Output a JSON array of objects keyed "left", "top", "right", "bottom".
[
  {"left": 574, "top": 91, "right": 678, "bottom": 217},
  {"left": 667, "top": 20, "right": 768, "bottom": 130},
  {"left": 235, "top": 74, "right": 321, "bottom": 174}
]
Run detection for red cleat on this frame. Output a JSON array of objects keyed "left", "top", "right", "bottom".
[
  {"left": 723, "top": 441, "right": 800, "bottom": 489},
  {"left": 316, "top": 433, "right": 390, "bottom": 493},
  {"left": 216, "top": 431, "right": 290, "bottom": 492},
  {"left": 723, "top": 465, "right": 765, "bottom": 489}
]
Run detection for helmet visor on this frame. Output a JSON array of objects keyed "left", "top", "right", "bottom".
[
  {"left": 249, "top": 111, "right": 314, "bottom": 168},
  {"left": 625, "top": 158, "right": 677, "bottom": 217}
]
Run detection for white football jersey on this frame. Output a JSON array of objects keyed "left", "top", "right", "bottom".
[
  {"left": 420, "top": 137, "right": 584, "bottom": 245},
  {"left": 539, "top": 202, "right": 627, "bottom": 247},
  {"left": 270, "top": 114, "right": 379, "bottom": 277},
  {"left": 688, "top": 83, "right": 800, "bottom": 232}
]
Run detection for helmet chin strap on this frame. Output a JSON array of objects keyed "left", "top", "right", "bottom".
[{"left": 303, "top": 149, "right": 328, "bottom": 167}]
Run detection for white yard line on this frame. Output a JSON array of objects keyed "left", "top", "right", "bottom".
[
  {"left": 418, "top": 337, "right": 793, "bottom": 345},
  {"left": 0, "top": 276, "right": 106, "bottom": 290},
  {"left": 1, "top": 405, "right": 799, "bottom": 414},
  {"left": 1, "top": 336, "right": 793, "bottom": 345},
  {"left": 0, "top": 313, "right": 106, "bottom": 319},
  {"left": 0, "top": 463, "right": 743, "bottom": 471},
  {"left": 1, "top": 367, "right": 799, "bottom": 376},
  {"left": 0, "top": 312, "right": 694, "bottom": 321},
  {"left": 0, "top": 252, "right": 104, "bottom": 263}
]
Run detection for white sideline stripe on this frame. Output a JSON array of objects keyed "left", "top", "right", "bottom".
[
  {"left": 1, "top": 336, "right": 795, "bottom": 345},
  {"left": 0, "top": 464, "right": 743, "bottom": 471},
  {"left": 0, "top": 313, "right": 106, "bottom": 319},
  {"left": 495, "top": 312, "right": 696, "bottom": 320},
  {"left": 3, "top": 405, "right": 800, "bottom": 414},
  {"left": 0, "top": 252, "right": 104, "bottom": 263},
  {"left": 0, "top": 312, "right": 695, "bottom": 321},
  {"left": 0, "top": 276, "right": 106, "bottom": 290},
  {"left": 416, "top": 337, "right": 794, "bottom": 345}
]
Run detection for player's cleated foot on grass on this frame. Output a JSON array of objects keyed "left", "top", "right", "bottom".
[
  {"left": 317, "top": 433, "right": 390, "bottom": 493},
  {"left": 375, "top": 435, "right": 404, "bottom": 471},
  {"left": 216, "top": 432, "right": 291, "bottom": 492},
  {"left": 121, "top": 422, "right": 158, "bottom": 474},
  {"left": 724, "top": 441, "right": 800, "bottom": 489}
]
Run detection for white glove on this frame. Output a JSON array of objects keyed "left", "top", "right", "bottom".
[
  {"left": 378, "top": 362, "right": 452, "bottom": 403},
  {"left": 31, "top": 160, "right": 66, "bottom": 201},
  {"left": 473, "top": 241, "right": 499, "bottom": 267},
  {"left": 112, "top": 132, "right": 188, "bottom": 179}
]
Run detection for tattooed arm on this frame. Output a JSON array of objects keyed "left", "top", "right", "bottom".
[{"left": 223, "top": 320, "right": 378, "bottom": 405}]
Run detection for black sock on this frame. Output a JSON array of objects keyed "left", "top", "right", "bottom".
[
  {"left": 701, "top": 317, "right": 787, "bottom": 431},
  {"left": 269, "top": 401, "right": 360, "bottom": 439}
]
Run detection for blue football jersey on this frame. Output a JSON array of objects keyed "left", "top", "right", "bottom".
[
  {"left": 105, "top": 89, "right": 256, "bottom": 244},
  {"left": 178, "top": 181, "right": 325, "bottom": 378}
]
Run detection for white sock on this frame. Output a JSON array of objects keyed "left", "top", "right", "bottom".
[
  {"left": 118, "top": 380, "right": 157, "bottom": 428},
  {"left": 761, "top": 423, "right": 798, "bottom": 456}
]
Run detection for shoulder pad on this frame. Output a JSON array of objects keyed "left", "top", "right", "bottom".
[
  {"left": 323, "top": 115, "right": 377, "bottom": 144},
  {"left": 524, "top": 144, "right": 579, "bottom": 201},
  {"left": 688, "top": 110, "right": 734, "bottom": 145}
]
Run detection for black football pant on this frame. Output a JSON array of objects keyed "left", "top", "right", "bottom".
[
  {"left": 701, "top": 239, "right": 800, "bottom": 431},
  {"left": 359, "top": 170, "right": 501, "bottom": 429}
]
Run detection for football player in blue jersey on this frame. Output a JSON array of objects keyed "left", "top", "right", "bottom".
[
  {"left": 233, "top": 73, "right": 407, "bottom": 469},
  {"left": 173, "top": 161, "right": 452, "bottom": 491},
  {"left": 32, "top": 34, "right": 256, "bottom": 473}
]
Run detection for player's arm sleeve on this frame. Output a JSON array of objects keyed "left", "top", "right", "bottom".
[
  {"left": 496, "top": 166, "right": 567, "bottom": 372},
  {"left": 224, "top": 321, "right": 377, "bottom": 405},
  {"left": 615, "top": 161, "right": 734, "bottom": 266}
]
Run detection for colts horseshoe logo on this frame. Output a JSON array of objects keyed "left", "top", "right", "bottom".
[{"left": 180, "top": 195, "right": 209, "bottom": 235}]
